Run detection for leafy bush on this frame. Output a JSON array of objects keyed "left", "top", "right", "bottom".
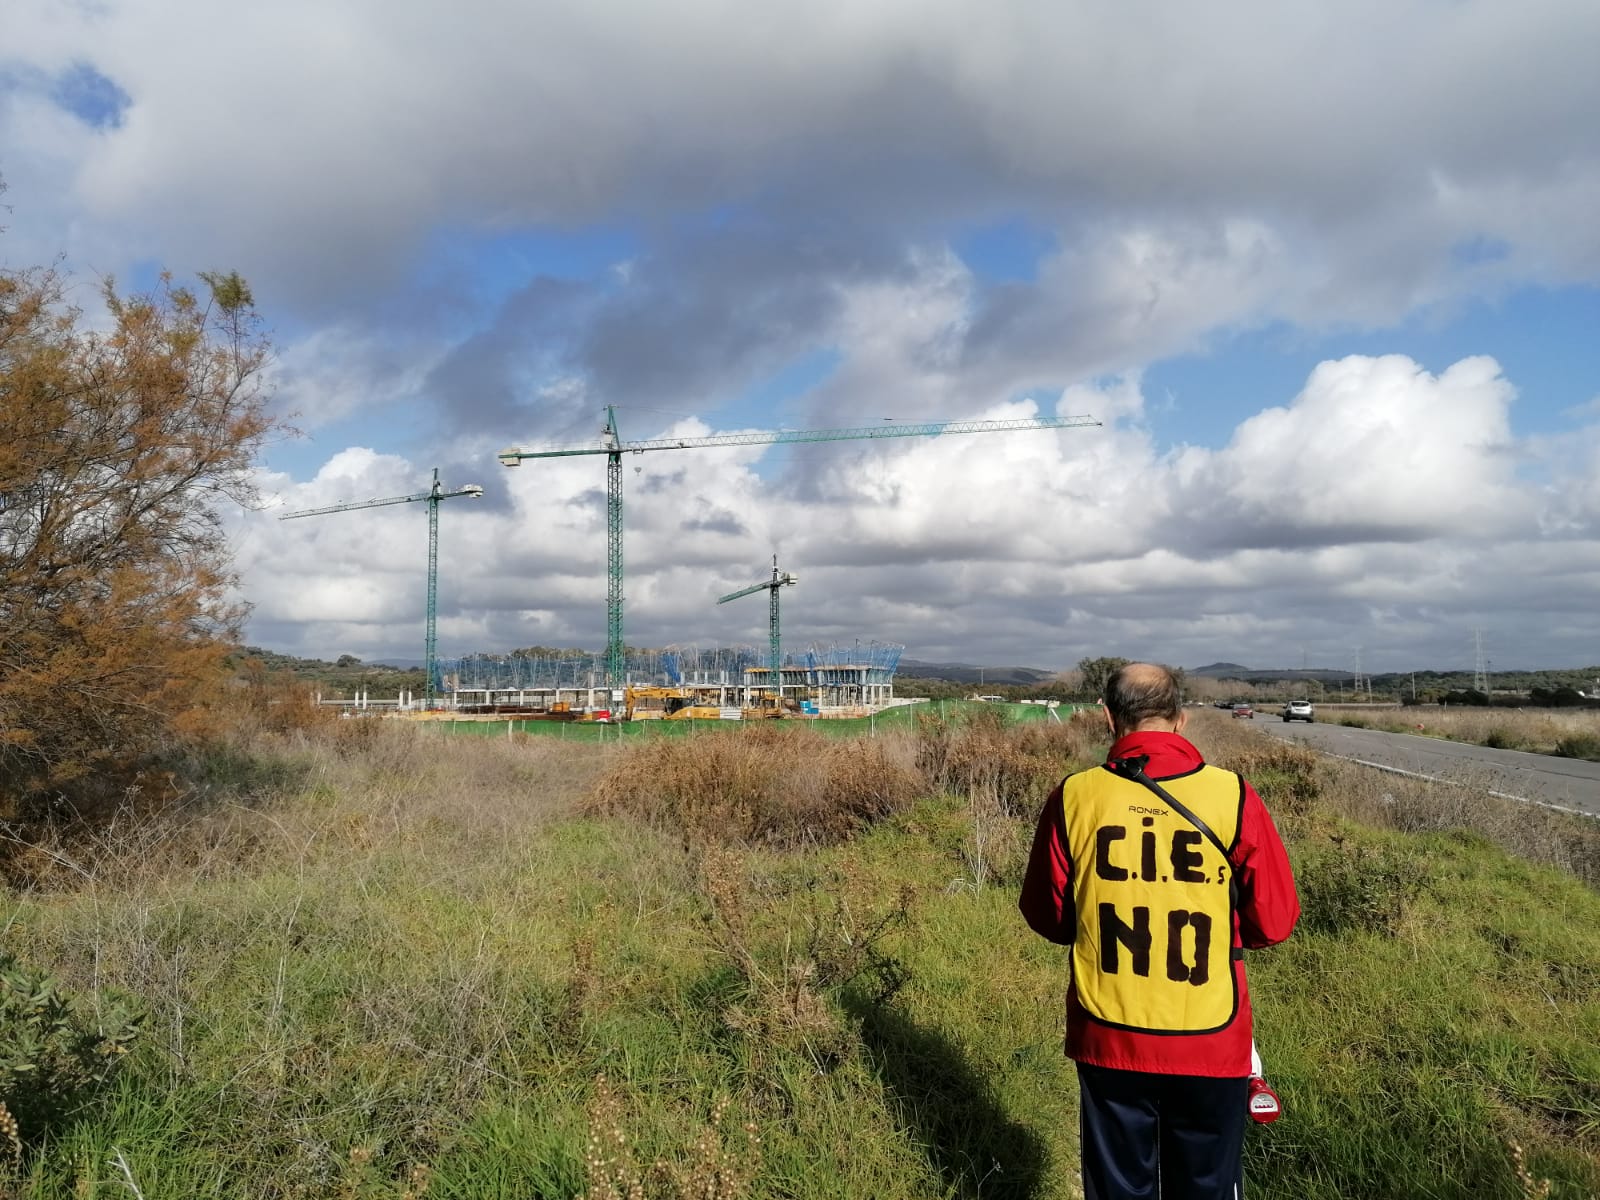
[
  {"left": 0, "top": 954, "right": 143, "bottom": 1145},
  {"left": 0, "top": 268, "right": 279, "bottom": 820}
]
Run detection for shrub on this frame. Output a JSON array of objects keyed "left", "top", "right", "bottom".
[
  {"left": 0, "top": 268, "right": 279, "bottom": 822},
  {"left": 1483, "top": 726, "right": 1528, "bottom": 751},
  {"left": 1295, "top": 838, "right": 1429, "bottom": 938},
  {"left": 695, "top": 847, "right": 910, "bottom": 1073},
  {"left": 1553, "top": 733, "right": 1600, "bottom": 762},
  {"left": 0, "top": 954, "right": 143, "bottom": 1146},
  {"left": 581, "top": 1073, "right": 759, "bottom": 1200},
  {"left": 916, "top": 707, "right": 1098, "bottom": 816},
  {"left": 1213, "top": 741, "right": 1321, "bottom": 835},
  {"left": 587, "top": 726, "right": 924, "bottom": 847}
]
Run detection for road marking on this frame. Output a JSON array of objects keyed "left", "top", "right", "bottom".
[{"left": 1267, "top": 735, "right": 1598, "bottom": 821}]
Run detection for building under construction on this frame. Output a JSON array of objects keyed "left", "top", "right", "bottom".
[{"left": 440, "top": 640, "right": 902, "bottom": 715}]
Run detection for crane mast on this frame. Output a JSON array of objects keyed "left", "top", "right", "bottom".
[
  {"left": 718, "top": 556, "right": 797, "bottom": 704},
  {"left": 279, "top": 468, "right": 484, "bottom": 707},
  {"left": 500, "top": 407, "right": 1099, "bottom": 686}
]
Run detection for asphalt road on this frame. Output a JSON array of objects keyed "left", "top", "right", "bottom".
[{"left": 1261, "top": 718, "right": 1600, "bottom": 818}]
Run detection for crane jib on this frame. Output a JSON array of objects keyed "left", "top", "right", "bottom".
[
  {"left": 274, "top": 470, "right": 483, "bottom": 708},
  {"left": 499, "top": 413, "right": 1101, "bottom": 461}
]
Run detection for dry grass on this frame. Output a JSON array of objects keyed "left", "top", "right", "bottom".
[
  {"left": 586, "top": 724, "right": 926, "bottom": 848},
  {"left": 917, "top": 706, "right": 1104, "bottom": 817},
  {"left": 695, "top": 844, "right": 912, "bottom": 1073},
  {"left": 1334, "top": 706, "right": 1600, "bottom": 758},
  {"left": 1326, "top": 757, "right": 1600, "bottom": 887},
  {"left": 3, "top": 707, "right": 1597, "bottom": 1197},
  {"left": 585, "top": 708, "right": 1105, "bottom": 852},
  {"left": 2, "top": 720, "right": 604, "bottom": 893},
  {"left": 4, "top": 703, "right": 1098, "bottom": 895}
]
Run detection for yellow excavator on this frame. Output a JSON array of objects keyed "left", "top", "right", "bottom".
[{"left": 621, "top": 686, "right": 695, "bottom": 720}]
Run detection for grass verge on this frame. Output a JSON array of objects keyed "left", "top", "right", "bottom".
[{"left": 0, "top": 713, "right": 1595, "bottom": 1198}]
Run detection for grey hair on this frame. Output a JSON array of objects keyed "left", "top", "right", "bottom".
[{"left": 1103, "top": 663, "right": 1182, "bottom": 732}]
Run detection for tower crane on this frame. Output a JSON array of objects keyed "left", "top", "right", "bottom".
[
  {"left": 718, "top": 555, "right": 797, "bottom": 705},
  {"left": 499, "top": 406, "right": 1100, "bottom": 686},
  {"left": 279, "top": 468, "right": 484, "bottom": 707}
]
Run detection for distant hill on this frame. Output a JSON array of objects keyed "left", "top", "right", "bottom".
[
  {"left": 1191, "top": 662, "right": 1354, "bottom": 683},
  {"left": 232, "top": 647, "right": 425, "bottom": 695},
  {"left": 896, "top": 659, "right": 1057, "bottom": 686}
]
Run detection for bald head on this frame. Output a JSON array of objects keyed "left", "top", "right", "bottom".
[{"left": 1103, "top": 662, "right": 1185, "bottom": 736}]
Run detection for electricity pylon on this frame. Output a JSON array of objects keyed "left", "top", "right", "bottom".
[
  {"left": 279, "top": 468, "right": 484, "bottom": 707},
  {"left": 718, "top": 555, "right": 797, "bottom": 702},
  {"left": 499, "top": 406, "right": 1100, "bottom": 685}
]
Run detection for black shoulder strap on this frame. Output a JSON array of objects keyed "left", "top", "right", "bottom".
[{"left": 1108, "top": 755, "right": 1240, "bottom": 915}]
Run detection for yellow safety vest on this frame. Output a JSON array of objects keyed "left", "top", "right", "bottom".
[{"left": 1063, "top": 764, "right": 1244, "bottom": 1035}]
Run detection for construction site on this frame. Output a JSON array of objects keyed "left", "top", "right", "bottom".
[
  {"left": 290, "top": 406, "right": 1097, "bottom": 725},
  {"left": 439, "top": 641, "right": 904, "bottom": 721}
]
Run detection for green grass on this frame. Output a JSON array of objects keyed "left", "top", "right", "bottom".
[{"left": 2, "top": 719, "right": 1597, "bottom": 1198}]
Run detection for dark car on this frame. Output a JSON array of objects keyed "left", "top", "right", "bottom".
[{"left": 1231, "top": 703, "right": 1254, "bottom": 719}]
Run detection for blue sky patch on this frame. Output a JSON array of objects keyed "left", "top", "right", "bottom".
[
  {"left": 721, "top": 347, "right": 843, "bottom": 425},
  {"left": 1144, "top": 283, "right": 1600, "bottom": 449},
  {"left": 51, "top": 62, "right": 130, "bottom": 130},
  {"left": 1450, "top": 235, "right": 1512, "bottom": 267},
  {"left": 952, "top": 217, "right": 1057, "bottom": 284}
]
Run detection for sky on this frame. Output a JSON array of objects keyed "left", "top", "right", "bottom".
[{"left": 4, "top": 0, "right": 1600, "bottom": 675}]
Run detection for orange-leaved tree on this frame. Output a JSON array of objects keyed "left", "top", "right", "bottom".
[{"left": 0, "top": 264, "right": 279, "bottom": 818}]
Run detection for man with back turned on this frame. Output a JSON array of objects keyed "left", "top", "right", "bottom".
[{"left": 1019, "top": 662, "right": 1299, "bottom": 1199}]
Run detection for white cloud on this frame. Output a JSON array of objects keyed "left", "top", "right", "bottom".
[
  {"left": 228, "top": 354, "right": 1600, "bottom": 672},
  {"left": 4, "top": 0, "right": 1597, "bottom": 321},
  {"left": 1174, "top": 354, "right": 1526, "bottom": 547},
  {"left": 10, "top": 0, "right": 1600, "bottom": 670}
]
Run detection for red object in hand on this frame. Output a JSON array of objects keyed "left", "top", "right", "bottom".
[{"left": 1247, "top": 1076, "right": 1282, "bottom": 1124}]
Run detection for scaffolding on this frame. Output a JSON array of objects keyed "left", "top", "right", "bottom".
[{"left": 438, "top": 640, "right": 903, "bottom": 713}]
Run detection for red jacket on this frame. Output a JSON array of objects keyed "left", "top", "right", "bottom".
[{"left": 1019, "top": 729, "right": 1299, "bottom": 1076}]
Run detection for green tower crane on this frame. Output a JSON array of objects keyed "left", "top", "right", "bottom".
[
  {"left": 279, "top": 468, "right": 484, "bottom": 707},
  {"left": 718, "top": 556, "right": 797, "bottom": 704},
  {"left": 498, "top": 407, "right": 1100, "bottom": 686}
]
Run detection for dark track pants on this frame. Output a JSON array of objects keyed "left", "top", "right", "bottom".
[{"left": 1077, "top": 1063, "right": 1248, "bottom": 1200}]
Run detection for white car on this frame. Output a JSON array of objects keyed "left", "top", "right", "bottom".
[{"left": 1282, "top": 700, "right": 1314, "bottom": 723}]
